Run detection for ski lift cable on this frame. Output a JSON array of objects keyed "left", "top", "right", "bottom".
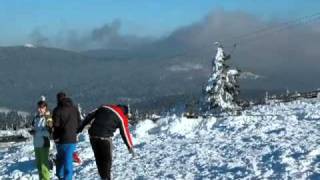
[
  {"left": 232, "top": 14, "right": 320, "bottom": 46},
  {"left": 218, "top": 12, "right": 320, "bottom": 64},
  {"left": 220, "top": 12, "right": 320, "bottom": 45},
  {"left": 223, "top": 13, "right": 320, "bottom": 74},
  {"left": 168, "top": 12, "right": 320, "bottom": 59},
  {"left": 231, "top": 14, "right": 320, "bottom": 59},
  {"left": 222, "top": 15, "right": 320, "bottom": 77}
]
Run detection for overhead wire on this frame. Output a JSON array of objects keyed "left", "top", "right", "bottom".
[
  {"left": 167, "top": 11, "right": 320, "bottom": 59},
  {"left": 220, "top": 12, "right": 320, "bottom": 46}
]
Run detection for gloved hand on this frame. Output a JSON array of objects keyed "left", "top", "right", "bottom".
[{"left": 129, "top": 148, "right": 135, "bottom": 157}]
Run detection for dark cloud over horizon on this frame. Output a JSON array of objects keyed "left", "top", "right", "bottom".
[
  {"left": 155, "top": 10, "right": 320, "bottom": 91},
  {"left": 29, "top": 19, "right": 153, "bottom": 51},
  {"left": 29, "top": 10, "right": 320, "bottom": 91}
]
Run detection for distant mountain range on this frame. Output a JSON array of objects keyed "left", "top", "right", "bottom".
[
  {"left": 0, "top": 46, "right": 210, "bottom": 112},
  {"left": 0, "top": 45, "right": 297, "bottom": 113}
]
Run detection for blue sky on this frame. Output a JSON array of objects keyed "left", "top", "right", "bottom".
[{"left": 0, "top": 0, "right": 319, "bottom": 46}]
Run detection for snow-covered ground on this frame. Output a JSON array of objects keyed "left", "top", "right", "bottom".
[
  {"left": 0, "top": 107, "right": 30, "bottom": 118},
  {"left": 0, "top": 99, "right": 319, "bottom": 179},
  {"left": 0, "top": 129, "right": 30, "bottom": 137}
]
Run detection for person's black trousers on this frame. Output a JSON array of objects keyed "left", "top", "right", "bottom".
[{"left": 90, "top": 137, "right": 112, "bottom": 180}]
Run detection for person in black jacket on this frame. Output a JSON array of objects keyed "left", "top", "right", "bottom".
[
  {"left": 77, "top": 104, "right": 134, "bottom": 180},
  {"left": 52, "top": 93, "right": 81, "bottom": 180}
]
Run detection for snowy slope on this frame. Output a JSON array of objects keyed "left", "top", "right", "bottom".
[
  {"left": 0, "top": 130, "right": 30, "bottom": 137},
  {"left": 0, "top": 99, "right": 320, "bottom": 179},
  {"left": 0, "top": 107, "right": 30, "bottom": 117}
]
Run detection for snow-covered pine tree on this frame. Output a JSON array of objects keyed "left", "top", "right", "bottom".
[{"left": 205, "top": 42, "right": 240, "bottom": 111}]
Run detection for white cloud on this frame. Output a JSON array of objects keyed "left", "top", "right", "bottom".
[
  {"left": 168, "top": 63, "right": 203, "bottom": 72},
  {"left": 240, "top": 72, "right": 264, "bottom": 80}
]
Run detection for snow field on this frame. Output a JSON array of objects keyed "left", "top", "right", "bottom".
[{"left": 0, "top": 99, "right": 319, "bottom": 179}]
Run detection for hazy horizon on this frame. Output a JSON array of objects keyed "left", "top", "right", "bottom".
[{"left": 0, "top": 1, "right": 319, "bottom": 111}]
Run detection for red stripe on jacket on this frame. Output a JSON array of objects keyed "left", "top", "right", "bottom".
[{"left": 103, "top": 105, "right": 133, "bottom": 149}]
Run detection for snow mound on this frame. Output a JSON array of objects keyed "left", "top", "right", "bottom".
[
  {"left": 1, "top": 99, "right": 320, "bottom": 179},
  {"left": 0, "top": 129, "right": 31, "bottom": 138}
]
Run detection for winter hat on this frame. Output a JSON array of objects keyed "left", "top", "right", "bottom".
[
  {"left": 40, "top": 95, "right": 46, "bottom": 102},
  {"left": 38, "top": 95, "right": 47, "bottom": 107},
  {"left": 56, "top": 91, "right": 66, "bottom": 103}
]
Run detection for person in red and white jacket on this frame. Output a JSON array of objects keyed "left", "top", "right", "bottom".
[{"left": 77, "top": 104, "right": 134, "bottom": 180}]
